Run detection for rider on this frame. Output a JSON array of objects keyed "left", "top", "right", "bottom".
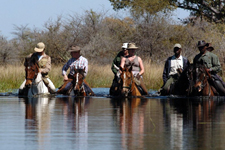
[
  {"left": 110, "top": 43, "right": 129, "bottom": 94},
  {"left": 161, "top": 43, "right": 190, "bottom": 95},
  {"left": 120, "top": 43, "right": 148, "bottom": 95},
  {"left": 60, "top": 45, "right": 94, "bottom": 95},
  {"left": 194, "top": 40, "right": 225, "bottom": 95},
  {"left": 19, "top": 42, "right": 56, "bottom": 94}
]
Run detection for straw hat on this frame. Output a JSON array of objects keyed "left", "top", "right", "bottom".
[
  {"left": 34, "top": 42, "right": 45, "bottom": 52},
  {"left": 127, "top": 43, "right": 138, "bottom": 49}
]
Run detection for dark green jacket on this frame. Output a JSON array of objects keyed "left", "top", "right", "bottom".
[
  {"left": 193, "top": 51, "right": 221, "bottom": 74},
  {"left": 111, "top": 51, "right": 124, "bottom": 75}
]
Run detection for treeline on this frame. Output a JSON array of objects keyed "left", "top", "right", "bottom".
[{"left": 1, "top": 10, "right": 225, "bottom": 66}]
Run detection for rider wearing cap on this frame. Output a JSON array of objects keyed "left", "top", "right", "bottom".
[
  {"left": 110, "top": 43, "right": 129, "bottom": 95},
  {"left": 19, "top": 42, "right": 56, "bottom": 94},
  {"left": 194, "top": 40, "right": 225, "bottom": 95},
  {"left": 161, "top": 43, "right": 190, "bottom": 95}
]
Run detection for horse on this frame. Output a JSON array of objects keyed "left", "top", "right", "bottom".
[
  {"left": 160, "top": 65, "right": 193, "bottom": 96},
  {"left": 57, "top": 68, "right": 95, "bottom": 96},
  {"left": 19, "top": 58, "right": 49, "bottom": 97},
  {"left": 120, "top": 66, "right": 142, "bottom": 97},
  {"left": 190, "top": 64, "right": 217, "bottom": 96}
]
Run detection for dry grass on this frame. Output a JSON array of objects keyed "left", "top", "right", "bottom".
[{"left": 0, "top": 62, "right": 164, "bottom": 92}]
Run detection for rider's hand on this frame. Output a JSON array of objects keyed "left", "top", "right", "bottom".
[
  {"left": 136, "top": 73, "right": 141, "bottom": 80},
  {"left": 206, "top": 68, "right": 211, "bottom": 72},
  {"left": 64, "top": 75, "right": 68, "bottom": 81}
]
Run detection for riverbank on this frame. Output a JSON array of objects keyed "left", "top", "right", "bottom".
[{"left": 0, "top": 62, "right": 163, "bottom": 92}]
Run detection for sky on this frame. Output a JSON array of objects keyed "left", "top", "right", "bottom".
[{"left": 0, "top": 0, "right": 189, "bottom": 39}]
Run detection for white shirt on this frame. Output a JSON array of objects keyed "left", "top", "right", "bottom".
[{"left": 169, "top": 55, "right": 183, "bottom": 76}]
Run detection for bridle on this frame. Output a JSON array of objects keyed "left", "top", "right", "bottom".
[{"left": 121, "top": 69, "right": 135, "bottom": 94}]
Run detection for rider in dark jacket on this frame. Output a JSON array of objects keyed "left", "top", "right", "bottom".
[{"left": 161, "top": 43, "right": 190, "bottom": 95}]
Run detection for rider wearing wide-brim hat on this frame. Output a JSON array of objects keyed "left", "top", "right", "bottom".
[
  {"left": 194, "top": 40, "right": 225, "bottom": 95},
  {"left": 58, "top": 45, "right": 95, "bottom": 95},
  {"left": 120, "top": 43, "right": 149, "bottom": 95},
  {"left": 19, "top": 42, "right": 56, "bottom": 95}
]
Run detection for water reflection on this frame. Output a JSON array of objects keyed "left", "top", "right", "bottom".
[
  {"left": 161, "top": 97, "right": 225, "bottom": 150},
  {"left": 11, "top": 95, "right": 225, "bottom": 149},
  {"left": 110, "top": 98, "right": 148, "bottom": 150}
]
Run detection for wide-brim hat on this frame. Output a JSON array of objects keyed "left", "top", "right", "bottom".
[
  {"left": 68, "top": 46, "right": 81, "bottom": 52},
  {"left": 34, "top": 42, "right": 45, "bottom": 52},
  {"left": 197, "top": 40, "right": 209, "bottom": 47},
  {"left": 127, "top": 43, "right": 138, "bottom": 50}
]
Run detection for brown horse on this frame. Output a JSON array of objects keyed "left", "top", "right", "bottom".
[
  {"left": 120, "top": 66, "right": 142, "bottom": 97},
  {"left": 57, "top": 67, "right": 95, "bottom": 96},
  {"left": 191, "top": 64, "right": 216, "bottom": 96}
]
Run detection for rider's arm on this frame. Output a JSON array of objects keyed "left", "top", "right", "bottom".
[
  {"left": 211, "top": 54, "right": 221, "bottom": 73},
  {"left": 39, "top": 56, "right": 51, "bottom": 74},
  {"left": 138, "top": 57, "right": 144, "bottom": 76},
  {"left": 120, "top": 57, "right": 126, "bottom": 68},
  {"left": 83, "top": 58, "right": 88, "bottom": 77}
]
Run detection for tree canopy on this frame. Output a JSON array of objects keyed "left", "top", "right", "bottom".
[{"left": 109, "top": 0, "right": 225, "bottom": 23}]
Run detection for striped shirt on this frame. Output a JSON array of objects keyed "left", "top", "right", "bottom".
[{"left": 62, "top": 56, "right": 88, "bottom": 77}]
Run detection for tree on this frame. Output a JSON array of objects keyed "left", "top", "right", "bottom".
[
  {"left": 109, "top": 0, "right": 225, "bottom": 23},
  {"left": 109, "top": 0, "right": 173, "bottom": 22},
  {"left": 170, "top": 0, "right": 225, "bottom": 23}
]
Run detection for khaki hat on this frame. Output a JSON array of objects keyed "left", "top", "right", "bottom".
[
  {"left": 68, "top": 46, "right": 81, "bottom": 52},
  {"left": 127, "top": 43, "right": 138, "bottom": 49},
  {"left": 122, "top": 43, "right": 128, "bottom": 49},
  {"left": 174, "top": 43, "right": 182, "bottom": 49},
  {"left": 34, "top": 42, "right": 45, "bottom": 52}
]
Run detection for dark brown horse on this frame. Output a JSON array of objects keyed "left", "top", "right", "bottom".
[
  {"left": 120, "top": 66, "right": 142, "bottom": 97},
  {"left": 73, "top": 68, "right": 86, "bottom": 96},
  {"left": 191, "top": 64, "right": 216, "bottom": 96},
  {"left": 57, "top": 67, "right": 95, "bottom": 96}
]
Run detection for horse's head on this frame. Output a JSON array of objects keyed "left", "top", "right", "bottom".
[
  {"left": 120, "top": 65, "right": 133, "bottom": 97},
  {"left": 193, "top": 64, "right": 209, "bottom": 93},
  {"left": 73, "top": 67, "right": 85, "bottom": 95},
  {"left": 25, "top": 58, "right": 39, "bottom": 87}
]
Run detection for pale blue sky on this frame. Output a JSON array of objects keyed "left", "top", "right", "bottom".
[{"left": 0, "top": 0, "right": 189, "bottom": 39}]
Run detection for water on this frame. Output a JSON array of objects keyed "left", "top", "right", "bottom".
[{"left": 1, "top": 88, "right": 225, "bottom": 150}]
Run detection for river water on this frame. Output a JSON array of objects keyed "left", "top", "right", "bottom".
[{"left": 1, "top": 88, "right": 225, "bottom": 150}]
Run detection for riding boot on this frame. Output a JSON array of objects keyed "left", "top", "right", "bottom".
[
  {"left": 139, "top": 78, "right": 148, "bottom": 95},
  {"left": 213, "top": 80, "right": 225, "bottom": 96},
  {"left": 83, "top": 79, "right": 95, "bottom": 96}
]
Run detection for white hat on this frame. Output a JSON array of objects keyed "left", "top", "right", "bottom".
[
  {"left": 174, "top": 43, "right": 182, "bottom": 49},
  {"left": 122, "top": 43, "right": 128, "bottom": 49},
  {"left": 34, "top": 42, "right": 45, "bottom": 52}
]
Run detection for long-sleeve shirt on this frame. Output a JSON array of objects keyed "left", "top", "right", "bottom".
[
  {"left": 193, "top": 51, "right": 221, "bottom": 74},
  {"left": 62, "top": 56, "right": 88, "bottom": 77}
]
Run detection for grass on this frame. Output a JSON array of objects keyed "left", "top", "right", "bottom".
[{"left": 0, "top": 62, "right": 164, "bottom": 92}]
